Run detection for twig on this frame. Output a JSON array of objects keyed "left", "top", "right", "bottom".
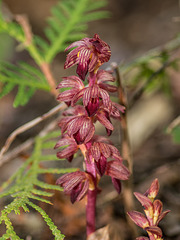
[
  {"left": 166, "top": 115, "right": 180, "bottom": 134},
  {"left": 0, "top": 103, "right": 66, "bottom": 160},
  {"left": 40, "top": 62, "right": 57, "bottom": 97},
  {"left": 15, "top": 14, "right": 32, "bottom": 47},
  {"left": 14, "top": 13, "right": 57, "bottom": 97},
  {"left": 121, "top": 35, "right": 180, "bottom": 75},
  {"left": 112, "top": 63, "right": 138, "bottom": 238},
  {"left": 129, "top": 61, "right": 170, "bottom": 107},
  {"left": 0, "top": 119, "right": 59, "bottom": 168},
  {"left": 129, "top": 48, "right": 180, "bottom": 107},
  {"left": 0, "top": 139, "right": 33, "bottom": 168}
]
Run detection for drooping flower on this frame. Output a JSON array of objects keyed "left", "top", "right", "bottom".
[
  {"left": 64, "top": 34, "right": 111, "bottom": 80},
  {"left": 56, "top": 75, "right": 84, "bottom": 106},
  {"left": 110, "top": 102, "right": 125, "bottom": 119},
  {"left": 95, "top": 108, "right": 114, "bottom": 135},
  {"left": 88, "top": 136, "right": 123, "bottom": 162},
  {"left": 105, "top": 160, "right": 130, "bottom": 193},
  {"left": 56, "top": 171, "right": 94, "bottom": 203},
  {"left": 54, "top": 135, "right": 78, "bottom": 162},
  {"left": 58, "top": 106, "right": 95, "bottom": 144},
  {"left": 96, "top": 69, "right": 117, "bottom": 93}
]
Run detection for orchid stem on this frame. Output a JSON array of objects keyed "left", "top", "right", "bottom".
[{"left": 86, "top": 189, "right": 97, "bottom": 236}]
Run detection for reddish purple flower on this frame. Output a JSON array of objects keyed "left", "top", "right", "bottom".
[
  {"left": 134, "top": 192, "right": 153, "bottom": 211},
  {"left": 110, "top": 102, "right": 125, "bottom": 119},
  {"left": 88, "top": 136, "right": 123, "bottom": 162},
  {"left": 96, "top": 109, "right": 114, "bottom": 135},
  {"left": 127, "top": 211, "right": 150, "bottom": 229},
  {"left": 87, "top": 137, "right": 122, "bottom": 176},
  {"left": 59, "top": 106, "right": 95, "bottom": 144},
  {"left": 144, "top": 178, "right": 159, "bottom": 201},
  {"left": 56, "top": 171, "right": 94, "bottom": 203},
  {"left": 145, "top": 226, "right": 163, "bottom": 239},
  {"left": 56, "top": 75, "right": 84, "bottom": 106},
  {"left": 105, "top": 160, "right": 130, "bottom": 193},
  {"left": 136, "top": 237, "right": 149, "bottom": 240},
  {"left": 64, "top": 34, "right": 111, "bottom": 80},
  {"left": 54, "top": 135, "right": 78, "bottom": 162},
  {"left": 105, "top": 160, "right": 130, "bottom": 179},
  {"left": 128, "top": 179, "right": 170, "bottom": 240},
  {"left": 56, "top": 69, "right": 119, "bottom": 117},
  {"left": 75, "top": 84, "right": 111, "bottom": 116},
  {"left": 96, "top": 69, "right": 117, "bottom": 93}
]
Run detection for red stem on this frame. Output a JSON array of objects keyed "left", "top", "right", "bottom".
[
  {"left": 84, "top": 155, "right": 97, "bottom": 236},
  {"left": 86, "top": 189, "right": 97, "bottom": 236}
]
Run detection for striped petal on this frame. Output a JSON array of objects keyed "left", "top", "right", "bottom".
[
  {"left": 106, "top": 160, "right": 130, "bottom": 180},
  {"left": 112, "top": 178, "right": 121, "bottom": 194},
  {"left": 99, "top": 142, "right": 111, "bottom": 158},
  {"left": 90, "top": 142, "right": 101, "bottom": 161},
  {"left": 127, "top": 211, "right": 149, "bottom": 229},
  {"left": 96, "top": 111, "right": 114, "bottom": 131}
]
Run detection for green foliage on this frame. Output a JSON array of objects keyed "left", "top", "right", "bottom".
[
  {"left": 121, "top": 53, "right": 172, "bottom": 94},
  {"left": 0, "top": 0, "right": 109, "bottom": 107},
  {"left": 120, "top": 35, "right": 180, "bottom": 95},
  {"left": 0, "top": 33, "right": 14, "bottom": 61},
  {"left": 36, "top": 0, "right": 110, "bottom": 63},
  {"left": 0, "top": 62, "right": 50, "bottom": 107},
  {"left": 0, "top": 131, "right": 77, "bottom": 239},
  {"left": 0, "top": 0, "right": 109, "bottom": 238},
  {"left": 170, "top": 125, "right": 180, "bottom": 144}
]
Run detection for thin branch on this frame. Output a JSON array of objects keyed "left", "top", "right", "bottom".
[
  {"left": 129, "top": 48, "right": 180, "bottom": 107},
  {"left": 129, "top": 61, "right": 171, "bottom": 107},
  {"left": 15, "top": 14, "right": 32, "bottom": 47},
  {"left": 0, "top": 119, "right": 58, "bottom": 168},
  {"left": 166, "top": 115, "right": 180, "bottom": 134},
  {"left": 40, "top": 62, "right": 58, "bottom": 97},
  {"left": 14, "top": 13, "right": 57, "bottom": 97},
  {"left": 0, "top": 139, "right": 33, "bottom": 168},
  {"left": 112, "top": 63, "right": 138, "bottom": 238},
  {"left": 0, "top": 103, "right": 66, "bottom": 160},
  {"left": 121, "top": 35, "right": 180, "bottom": 74}
]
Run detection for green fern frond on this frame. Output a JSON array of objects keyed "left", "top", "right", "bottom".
[
  {"left": 0, "top": 131, "right": 76, "bottom": 239},
  {"left": 0, "top": 61, "right": 50, "bottom": 107},
  {"left": 0, "top": 16, "right": 25, "bottom": 43},
  {"left": 27, "top": 201, "right": 64, "bottom": 240},
  {"left": 41, "top": 0, "right": 109, "bottom": 63}
]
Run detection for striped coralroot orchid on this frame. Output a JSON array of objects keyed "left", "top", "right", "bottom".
[
  {"left": 55, "top": 34, "right": 130, "bottom": 237},
  {"left": 127, "top": 179, "right": 170, "bottom": 240}
]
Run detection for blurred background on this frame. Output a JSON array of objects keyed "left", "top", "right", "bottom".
[{"left": 0, "top": 0, "right": 180, "bottom": 239}]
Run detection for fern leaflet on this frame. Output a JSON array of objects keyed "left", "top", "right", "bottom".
[
  {"left": 0, "top": 62, "right": 50, "bottom": 107},
  {"left": 0, "top": 131, "right": 77, "bottom": 239},
  {"left": 35, "top": 0, "right": 110, "bottom": 63}
]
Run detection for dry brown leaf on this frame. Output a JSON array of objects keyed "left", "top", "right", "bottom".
[{"left": 87, "top": 225, "right": 110, "bottom": 240}]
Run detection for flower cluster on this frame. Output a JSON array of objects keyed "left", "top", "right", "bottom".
[
  {"left": 55, "top": 34, "right": 129, "bottom": 211},
  {"left": 127, "top": 179, "right": 170, "bottom": 240}
]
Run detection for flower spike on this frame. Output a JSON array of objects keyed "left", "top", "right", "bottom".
[{"left": 55, "top": 34, "right": 129, "bottom": 237}]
